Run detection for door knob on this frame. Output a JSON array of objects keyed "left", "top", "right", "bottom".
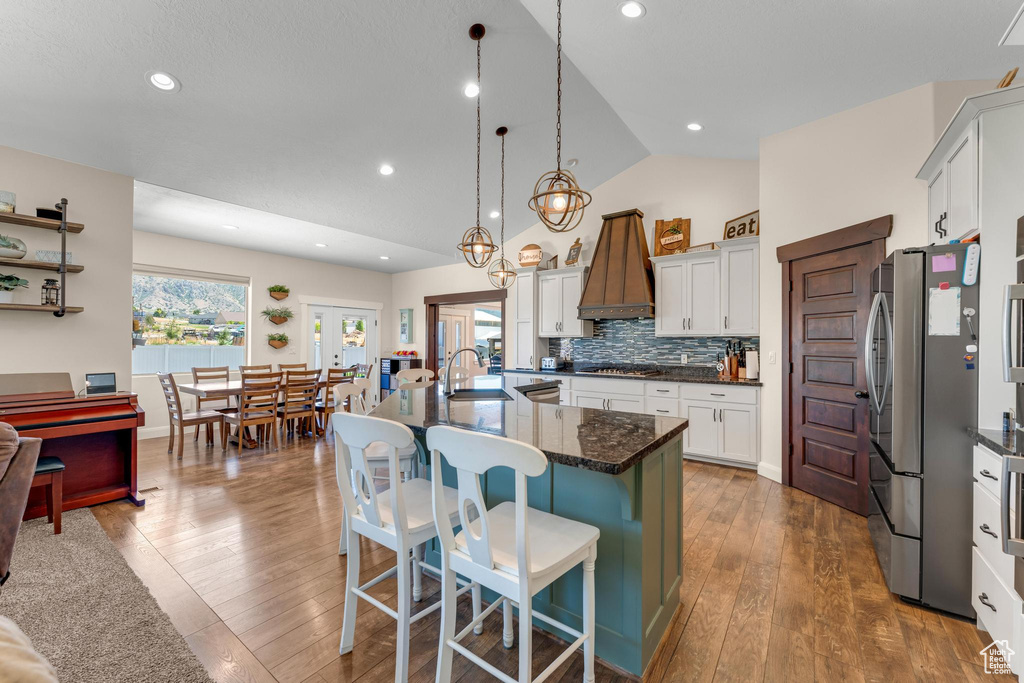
[{"left": 855, "top": 390, "right": 869, "bottom": 399}]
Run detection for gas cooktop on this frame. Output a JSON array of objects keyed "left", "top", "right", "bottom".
[{"left": 574, "top": 366, "right": 662, "bottom": 378}]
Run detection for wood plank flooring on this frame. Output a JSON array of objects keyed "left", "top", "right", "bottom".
[{"left": 91, "top": 433, "right": 1011, "bottom": 682}]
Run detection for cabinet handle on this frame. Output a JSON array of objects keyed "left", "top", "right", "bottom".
[
  {"left": 979, "top": 593, "right": 997, "bottom": 612},
  {"left": 980, "top": 469, "right": 999, "bottom": 482},
  {"left": 711, "top": 392, "right": 725, "bottom": 397},
  {"left": 980, "top": 523, "right": 998, "bottom": 539},
  {"left": 724, "top": 316, "right": 728, "bottom": 329},
  {"left": 656, "top": 409, "right": 669, "bottom": 414},
  {"left": 656, "top": 389, "right": 669, "bottom": 393}
]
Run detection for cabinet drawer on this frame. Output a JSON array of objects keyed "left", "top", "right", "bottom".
[
  {"left": 974, "top": 482, "right": 1016, "bottom": 588},
  {"left": 645, "top": 383, "right": 680, "bottom": 399},
  {"left": 571, "top": 376, "right": 645, "bottom": 396},
  {"left": 679, "top": 384, "right": 757, "bottom": 405},
  {"left": 975, "top": 444, "right": 1010, "bottom": 508},
  {"left": 645, "top": 397, "right": 679, "bottom": 417},
  {"left": 972, "top": 547, "right": 1019, "bottom": 656}
]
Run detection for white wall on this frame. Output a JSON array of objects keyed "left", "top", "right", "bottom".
[
  {"left": 132, "top": 231, "right": 392, "bottom": 437},
  {"left": 0, "top": 145, "right": 134, "bottom": 394},
  {"left": 391, "top": 154, "right": 760, "bottom": 360},
  {"left": 757, "top": 80, "right": 990, "bottom": 482}
]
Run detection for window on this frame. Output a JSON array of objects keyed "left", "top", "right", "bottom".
[{"left": 131, "top": 270, "right": 248, "bottom": 374}]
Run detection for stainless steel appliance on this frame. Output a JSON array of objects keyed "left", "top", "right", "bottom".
[
  {"left": 540, "top": 357, "right": 565, "bottom": 371},
  {"left": 866, "top": 243, "right": 979, "bottom": 618},
  {"left": 574, "top": 365, "right": 662, "bottom": 378},
  {"left": 1000, "top": 216, "right": 1024, "bottom": 598}
]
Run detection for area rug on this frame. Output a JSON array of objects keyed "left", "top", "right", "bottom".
[{"left": 0, "top": 509, "right": 213, "bottom": 683}]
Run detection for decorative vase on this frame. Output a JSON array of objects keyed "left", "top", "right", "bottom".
[
  {"left": 268, "top": 339, "right": 287, "bottom": 349},
  {"left": 269, "top": 291, "right": 288, "bottom": 301},
  {"left": 269, "top": 315, "right": 288, "bottom": 325},
  {"left": 0, "top": 236, "right": 26, "bottom": 259},
  {"left": 0, "top": 191, "right": 14, "bottom": 214},
  {"left": 0, "top": 290, "right": 13, "bottom": 304},
  {"left": 518, "top": 244, "right": 543, "bottom": 267}
]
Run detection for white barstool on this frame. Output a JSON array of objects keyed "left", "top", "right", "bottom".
[
  {"left": 427, "top": 425, "right": 599, "bottom": 683},
  {"left": 396, "top": 368, "right": 434, "bottom": 384},
  {"left": 333, "top": 412, "right": 481, "bottom": 682}
]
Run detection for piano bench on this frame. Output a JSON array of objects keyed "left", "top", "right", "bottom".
[{"left": 31, "top": 457, "right": 65, "bottom": 535}]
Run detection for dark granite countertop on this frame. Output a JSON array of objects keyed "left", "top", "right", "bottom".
[
  {"left": 369, "top": 374, "right": 687, "bottom": 475},
  {"left": 503, "top": 364, "right": 763, "bottom": 387},
  {"left": 969, "top": 426, "right": 1020, "bottom": 457}
]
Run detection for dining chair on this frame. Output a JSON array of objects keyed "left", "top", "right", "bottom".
[
  {"left": 315, "top": 366, "right": 357, "bottom": 434},
  {"left": 158, "top": 373, "right": 226, "bottom": 460},
  {"left": 395, "top": 368, "right": 433, "bottom": 384},
  {"left": 239, "top": 364, "right": 272, "bottom": 375},
  {"left": 356, "top": 362, "right": 374, "bottom": 379},
  {"left": 191, "top": 365, "right": 230, "bottom": 444},
  {"left": 222, "top": 371, "right": 282, "bottom": 455},
  {"left": 277, "top": 369, "right": 320, "bottom": 439},
  {"left": 427, "top": 425, "right": 599, "bottom": 683},
  {"left": 279, "top": 363, "right": 307, "bottom": 372},
  {"left": 332, "top": 411, "right": 478, "bottom": 683}
]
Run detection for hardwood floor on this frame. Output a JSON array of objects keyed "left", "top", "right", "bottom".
[{"left": 92, "top": 433, "right": 1011, "bottom": 683}]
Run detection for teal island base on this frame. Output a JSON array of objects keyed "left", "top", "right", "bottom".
[{"left": 419, "top": 434, "right": 684, "bottom": 678}]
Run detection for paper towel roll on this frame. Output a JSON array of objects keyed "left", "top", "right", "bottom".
[{"left": 746, "top": 351, "right": 759, "bottom": 380}]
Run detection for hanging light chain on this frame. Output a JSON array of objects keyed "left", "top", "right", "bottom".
[
  {"left": 476, "top": 37, "right": 482, "bottom": 227},
  {"left": 500, "top": 133, "right": 506, "bottom": 260},
  {"left": 555, "top": 0, "right": 562, "bottom": 171}
]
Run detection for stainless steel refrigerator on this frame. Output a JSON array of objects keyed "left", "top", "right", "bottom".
[
  {"left": 866, "top": 243, "right": 979, "bottom": 618},
  {"left": 1000, "top": 216, "right": 1024, "bottom": 600}
]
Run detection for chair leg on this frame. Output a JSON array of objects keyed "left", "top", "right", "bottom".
[
  {"left": 583, "top": 552, "right": 596, "bottom": 683},
  {"left": 339, "top": 524, "right": 360, "bottom": 655},
  {"left": 472, "top": 583, "right": 483, "bottom": 635},
  {"left": 45, "top": 480, "right": 54, "bottom": 523},
  {"left": 503, "top": 598, "right": 514, "bottom": 648},
  {"left": 193, "top": 423, "right": 200, "bottom": 442},
  {"left": 338, "top": 507, "right": 348, "bottom": 555},
  {"left": 221, "top": 422, "right": 229, "bottom": 451},
  {"left": 412, "top": 544, "right": 423, "bottom": 602},
  {"left": 271, "top": 420, "right": 279, "bottom": 451},
  {"left": 435, "top": 564, "right": 458, "bottom": 683},
  {"left": 51, "top": 471, "right": 62, "bottom": 535},
  {"left": 518, "top": 593, "right": 533, "bottom": 683},
  {"left": 237, "top": 423, "right": 244, "bottom": 456},
  {"left": 167, "top": 422, "right": 175, "bottom": 454},
  {"left": 394, "top": 546, "right": 412, "bottom": 683},
  {"left": 177, "top": 423, "right": 185, "bottom": 460}
]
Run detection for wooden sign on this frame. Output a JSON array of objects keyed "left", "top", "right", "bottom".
[
  {"left": 723, "top": 210, "right": 759, "bottom": 240},
  {"left": 565, "top": 238, "right": 583, "bottom": 266},
  {"left": 998, "top": 67, "right": 1019, "bottom": 89},
  {"left": 653, "top": 218, "right": 691, "bottom": 256}
]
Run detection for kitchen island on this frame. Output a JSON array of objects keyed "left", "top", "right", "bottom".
[{"left": 369, "top": 374, "right": 687, "bottom": 677}]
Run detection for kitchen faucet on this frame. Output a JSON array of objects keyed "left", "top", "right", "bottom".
[{"left": 444, "top": 347, "right": 484, "bottom": 396}]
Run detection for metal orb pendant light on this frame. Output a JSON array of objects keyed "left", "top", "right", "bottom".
[
  {"left": 528, "top": 0, "right": 591, "bottom": 233},
  {"left": 457, "top": 23, "right": 497, "bottom": 268},
  {"left": 488, "top": 126, "right": 517, "bottom": 290}
]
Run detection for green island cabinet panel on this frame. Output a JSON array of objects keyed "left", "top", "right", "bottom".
[{"left": 418, "top": 433, "right": 683, "bottom": 677}]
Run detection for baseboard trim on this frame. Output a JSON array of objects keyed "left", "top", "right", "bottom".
[
  {"left": 682, "top": 453, "right": 757, "bottom": 471},
  {"left": 138, "top": 425, "right": 170, "bottom": 441},
  {"left": 757, "top": 461, "right": 783, "bottom": 483}
]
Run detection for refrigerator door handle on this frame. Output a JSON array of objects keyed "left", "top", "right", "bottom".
[
  {"left": 878, "top": 294, "right": 893, "bottom": 416},
  {"left": 1002, "top": 284, "right": 1024, "bottom": 382},
  {"left": 864, "top": 292, "right": 883, "bottom": 415},
  {"left": 1000, "top": 454, "right": 1024, "bottom": 556}
]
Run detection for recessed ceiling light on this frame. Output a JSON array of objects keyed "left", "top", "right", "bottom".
[
  {"left": 618, "top": 1, "right": 646, "bottom": 19},
  {"left": 489, "top": 210, "right": 500, "bottom": 219},
  {"left": 378, "top": 164, "right": 395, "bottom": 176},
  {"left": 146, "top": 70, "right": 180, "bottom": 92},
  {"left": 687, "top": 122, "right": 703, "bottom": 131},
  {"left": 222, "top": 224, "right": 239, "bottom": 230},
  {"left": 380, "top": 255, "right": 390, "bottom": 260},
  {"left": 464, "top": 83, "right": 480, "bottom": 98},
  {"left": 566, "top": 158, "right": 579, "bottom": 168},
  {"left": 315, "top": 243, "right": 328, "bottom": 248}
]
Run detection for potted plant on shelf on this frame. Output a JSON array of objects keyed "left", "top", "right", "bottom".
[
  {"left": 261, "top": 306, "right": 294, "bottom": 325},
  {"left": 0, "top": 273, "right": 28, "bottom": 304},
  {"left": 0, "top": 234, "right": 27, "bottom": 259},
  {"left": 268, "top": 284, "right": 290, "bottom": 301},
  {"left": 267, "top": 332, "right": 289, "bottom": 349}
]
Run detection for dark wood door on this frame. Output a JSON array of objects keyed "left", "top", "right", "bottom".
[{"left": 789, "top": 241, "right": 881, "bottom": 515}]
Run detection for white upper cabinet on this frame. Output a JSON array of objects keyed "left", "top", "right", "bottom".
[
  {"left": 720, "top": 240, "right": 760, "bottom": 335},
  {"left": 512, "top": 268, "right": 549, "bottom": 370},
  {"left": 537, "top": 266, "right": 593, "bottom": 338},
  {"left": 652, "top": 237, "right": 757, "bottom": 337}
]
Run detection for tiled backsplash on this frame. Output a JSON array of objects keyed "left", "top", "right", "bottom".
[{"left": 549, "top": 319, "right": 759, "bottom": 367}]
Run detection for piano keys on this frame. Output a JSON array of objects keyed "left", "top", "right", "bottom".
[{"left": 0, "top": 372, "right": 145, "bottom": 519}]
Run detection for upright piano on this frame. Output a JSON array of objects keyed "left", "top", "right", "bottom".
[{"left": 0, "top": 373, "right": 145, "bottom": 519}]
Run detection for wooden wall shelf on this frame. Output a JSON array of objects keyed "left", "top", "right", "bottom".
[
  {"left": 0, "top": 212, "right": 85, "bottom": 233},
  {"left": 0, "top": 303, "right": 84, "bottom": 313},
  {"left": 0, "top": 257, "right": 84, "bottom": 273}
]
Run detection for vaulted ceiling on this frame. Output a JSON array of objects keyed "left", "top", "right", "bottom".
[{"left": 2, "top": 0, "right": 1022, "bottom": 271}]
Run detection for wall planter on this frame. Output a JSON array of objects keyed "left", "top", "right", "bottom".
[
  {"left": 268, "top": 284, "right": 290, "bottom": 301},
  {"left": 261, "top": 306, "right": 293, "bottom": 326},
  {"left": 269, "top": 316, "right": 288, "bottom": 325},
  {"left": 268, "top": 333, "right": 289, "bottom": 349}
]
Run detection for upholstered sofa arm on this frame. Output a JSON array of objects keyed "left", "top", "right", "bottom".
[{"left": 0, "top": 436, "right": 41, "bottom": 586}]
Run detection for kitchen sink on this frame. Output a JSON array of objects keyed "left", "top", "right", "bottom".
[{"left": 446, "top": 388, "right": 514, "bottom": 402}]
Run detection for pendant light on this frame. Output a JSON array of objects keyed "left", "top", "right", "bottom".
[
  {"left": 457, "top": 23, "right": 497, "bottom": 268},
  {"left": 488, "top": 126, "right": 517, "bottom": 290},
  {"left": 528, "top": 0, "right": 591, "bottom": 233}
]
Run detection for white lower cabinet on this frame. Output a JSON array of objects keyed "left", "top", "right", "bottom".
[
  {"left": 718, "top": 403, "right": 758, "bottom": 465},
  {"left": 572, "top": 390, "right": 643, "bottom": 413},
  {"left": 680, "top": 400, "right": 718, "bottom": 459}
]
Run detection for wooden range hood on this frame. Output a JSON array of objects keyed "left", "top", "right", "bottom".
[{"left": 578, "top": 208, "right": 655, "bottom": 320}]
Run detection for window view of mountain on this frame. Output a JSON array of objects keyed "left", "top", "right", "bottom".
[{"left": 132, "top": 275, "right": 246, "bottom": 315}]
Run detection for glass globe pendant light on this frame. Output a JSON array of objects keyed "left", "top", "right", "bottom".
[
  {"left": 528, "top": 0, "right": 591, "bottom": 233},
  {"left": 457, "top": 23, "right": 497, "bottom": 268},
  {"left": 488, "top": 126, "right": 517, "bottom": 290}
]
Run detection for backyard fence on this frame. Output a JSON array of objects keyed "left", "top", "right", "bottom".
[{"left": 132, "top": 344, "right": 246, "bottom": 375}]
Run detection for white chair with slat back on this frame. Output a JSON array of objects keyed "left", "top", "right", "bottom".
[
  {"left": 332, "top": 412, "right": 479, "bottom": 683},
  {"left": 395, "top": 368, "right": 434, "bottom": 384},
  {"left": 427, "top": 425, "right": 599, "bottom": 683}
]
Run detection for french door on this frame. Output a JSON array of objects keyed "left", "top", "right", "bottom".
[
  {"left": 437, "top": 307, "right": 470, "bottom": 375},
  {"left": 310, "top": 306, "right": 378, "bottom": 392}
]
